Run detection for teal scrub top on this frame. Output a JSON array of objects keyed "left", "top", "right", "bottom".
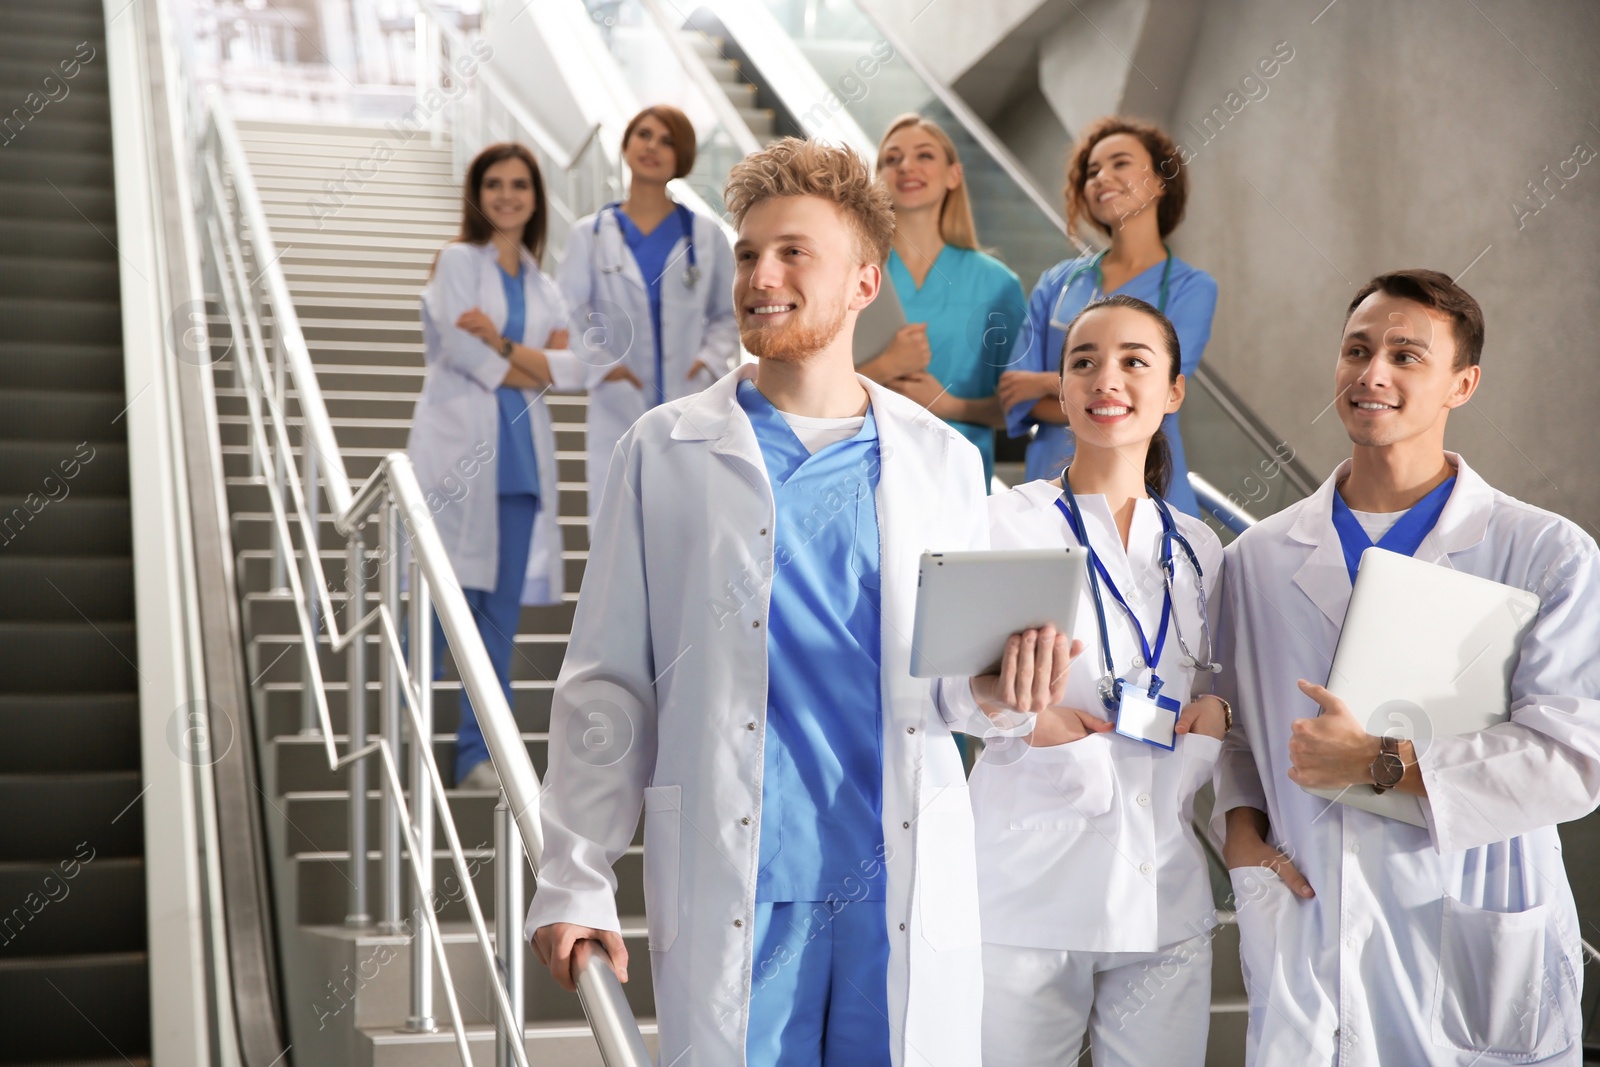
[{"left": 886, "top": 245, "right": 1026, "bottom": 486}]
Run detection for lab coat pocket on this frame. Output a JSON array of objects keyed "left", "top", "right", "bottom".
[
  {"left": 642, "top": 785, "right": 682, "bottom": 954},
  {"left": 1005, "top": 733, "right": 1116, "bottom": 831},
  {"left": 1430, "top": 896, "right": 1574, "bottom": 1060},
  {"left": 1228, "top": 865, "right": 1290, "bottom": 1001},
  {"left": 916, "top": 784, "right": 982, "bottom": 951}
]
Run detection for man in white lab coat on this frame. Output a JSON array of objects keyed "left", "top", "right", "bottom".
[
  {"left": 526, "top": 138, "right": 987, "bottom": 1066},
  {"left": 1214, "top": 268, "right": 1600, "bottom": 1065}
]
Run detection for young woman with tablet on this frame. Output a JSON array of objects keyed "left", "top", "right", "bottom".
[{"left": 938, "top": 294, "right": 1228, "bottom": 1065}]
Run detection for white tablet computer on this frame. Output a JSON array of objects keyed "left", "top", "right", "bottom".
[
  {"left": 1304, "top": 547, "right": 1541, "bottom": 825},
  {"left": 852, "top": 271, "right": 908, "bottom": 367},
  {"left": 909, "top": 548, "right": 1089, "bottom": 678}
]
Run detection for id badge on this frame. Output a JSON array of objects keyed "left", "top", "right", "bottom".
[{"left": 1115, "top": 682, "right": 1181, "bottom": 750}]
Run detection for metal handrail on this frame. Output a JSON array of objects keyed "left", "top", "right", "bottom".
[{"left": 200, "top": 93, "right": 649, "bottom": 1066}]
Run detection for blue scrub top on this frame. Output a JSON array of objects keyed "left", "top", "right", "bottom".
[
  {"left": 1007, "top": 252, "right": 1218, "bottom": 516},
  {"left": 614, "top": 209, "right": 687, "bottom": 408},
  {"left": 495, "top": 265, "right": 541, "bottom": 499},
  {"left": 887, "top": 246, "right": 1025, "bottom": 487},
  {"left": 737, "top": 380, "right": 887, "bottom": 903}
]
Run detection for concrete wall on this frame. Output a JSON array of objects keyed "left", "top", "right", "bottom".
[
  {"left": 1157, "top": 0, "right": 1600, "bottom": 532},
  {"left": 870, "top": 0, "right": 1600, "bottom": 532}
]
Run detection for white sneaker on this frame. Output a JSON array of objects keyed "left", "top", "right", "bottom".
[{"left": 457, "top": 761, "right": 501, "bottom": 791}]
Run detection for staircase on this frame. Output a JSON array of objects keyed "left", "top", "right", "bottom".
[
  {"left": 0, "top": 2, "right": 152, "bottom": 1064},
  {"left": 214, "top": 120, "right": 654, "bottom": 1064}
]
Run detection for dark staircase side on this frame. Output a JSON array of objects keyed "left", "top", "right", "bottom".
[{"left": 0, "top": 1, "right": 150, "bottom": 1063}]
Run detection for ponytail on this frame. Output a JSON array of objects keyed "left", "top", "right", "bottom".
[{"left": 1145, "top": 427, "right": 1173, "bottom": 496}]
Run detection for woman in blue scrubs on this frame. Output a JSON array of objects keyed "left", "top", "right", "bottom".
[
  {"left": 558, "top": 105, "right": 738, "bottom": 523},
  {"left": 860, "top": 113, "right": 1025, "bottom": 487},
  {"left": 997, "top": 116, "right": 1217, "bottom": 516},
  {"left": 410, "top": 144, "right": 584, "bottom": 789}
]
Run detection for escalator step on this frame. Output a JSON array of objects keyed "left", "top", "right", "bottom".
[
  {"left": 0, "top": 297, "right": 122, "bottom": 346},
  {"left": 0, "top": 952, "right": 150, "bottom": 1063},
  {"left": 0, "top": 694, "right": 140, "bottom": 773},
  {"left": 0, "top": 391, "right": 129, "bottom": 441},
  {"left": 0, "top": 441, "right": 127, "bottom": 496},
  {"left": 0, "top": 556, "right": 134, "bottom": 621},
  {"left": 0, "top": 221, "right": 119, "bottom": 263},
  {"left": 0, "top": 252, "right": 118, "bottom": 299},
  {"left": 0, "top": 497, "right": 130, "bottom": 558},
  {"left": 0, "top": 186, "right": 118, "bottom": 227},
  {"left": 0, "top": 773, "right": 145, "bottom": 861},
  {"left": 0, "top": 621, "right": 137, "bottom": 693},
  {"left": 0, "top": 855, "right": 145, "bottom": 956},
  {"left": 0, "top": 342, "right": 123, "bottom": 391},
  {"left": 0, "top": 777, "right": 144, "bottom": 870}
]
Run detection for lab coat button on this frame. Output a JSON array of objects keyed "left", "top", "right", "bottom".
[
  {"left": 906, "top": 726, "right": 916, "bottom": 734},
  {"left": 746, "top": 722, "right": 757, "bottom": 730},
  {"left": 760, "top": 528, "right": 768, "bottom": 536},
  {"left": 1136, "top": 793, "right": 1150, "bottom": 806},
  {"left": 902, "top": 821, "right": 910, "bottom": 829},
  {"left": 752, "top": 620, "right": 760, "bottom": 629},
  {"left": 1139, "top": 862, "right": 1153, "bottom": 875},
  {"left": 740, "top": 817, "right": 751, "bottom": 826},
  {"left": 1350, "top": 842, "right": 1361, "bottom": 854},
  {"left": 734, "top": 919, "right": 743, "bottom": 928}
]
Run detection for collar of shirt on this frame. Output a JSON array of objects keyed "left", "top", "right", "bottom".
[{"left": 735, "top": 378, "right": 878, "bottom": 486}]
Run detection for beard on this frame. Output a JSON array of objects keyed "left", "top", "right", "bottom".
[{"left": 739, "top": 298, "right": 849, "bottom": 364}]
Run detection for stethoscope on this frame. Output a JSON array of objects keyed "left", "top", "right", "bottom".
[
  {"left": 594, "top": 201, "right": 699, "bottom": 289},
  {"left": 1049, "top": 245, "right": 1174, "bottom": 333},
  {"left": 1055, "top": 483, "right": 1217, "bottom": 715}
]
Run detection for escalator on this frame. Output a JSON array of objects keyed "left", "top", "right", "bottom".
[{"left": 0, "top": 2, "right": 152, "bottom": 1062}]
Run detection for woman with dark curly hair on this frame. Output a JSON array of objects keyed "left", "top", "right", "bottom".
[{"left": 997, "top": 117, "right": 1217, "bottom": 516}]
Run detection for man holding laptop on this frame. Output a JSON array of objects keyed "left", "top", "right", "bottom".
[{"left": 1214, "top": 269, "right": 1600, "bottom": 1065}]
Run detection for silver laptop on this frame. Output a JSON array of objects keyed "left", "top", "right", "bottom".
[
  {"left": 1306, "top": 548, "right": 1541, "bottom": 825},
  {"left": 852, "top": 271, "right": 909, "bottom": 367},
  {"left": 910, "top": 548, "right": 1089, "bottom": 678}
]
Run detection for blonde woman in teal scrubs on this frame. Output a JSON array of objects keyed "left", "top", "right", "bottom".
[{"left": 860, "top": 113, "right": 1026, "bottom": 486}]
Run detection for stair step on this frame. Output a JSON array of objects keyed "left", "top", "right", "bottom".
[
  {"left": 293, "top": 848, "right": 646, "bottom": 927},
  {"left": 260, "top": 678, "right": 557, "bottom": 738}
]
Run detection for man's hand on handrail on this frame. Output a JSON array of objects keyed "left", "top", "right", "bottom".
[{"left": 533, "top": 922, "right": 630, "bottom": 993}]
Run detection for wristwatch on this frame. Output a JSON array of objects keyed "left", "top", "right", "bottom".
[
  {"left": 1209, "top": 694, "right": 1233, "bottom": 734},
  {"left": 499, "top": 337, "right": 515, "bottom": 359},
  {"left": 1369, "top": 735, "right": 1405, "bottom": 794}
]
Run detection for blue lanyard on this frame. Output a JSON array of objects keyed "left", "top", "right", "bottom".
[
  {"left": 1055, "top": 489, "right": 1176, "bottom": 701},
  {"left": 1330, "top": 476, "right": 1457, "bottom": 584}
]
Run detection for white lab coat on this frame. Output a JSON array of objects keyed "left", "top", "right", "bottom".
[
  {"left": 408, "top": 241, "right": 586, "bottom": 600},
  {"left": 524, "top": 364, "right": 989, "bottom": 1067},
  {"left": 1212, "top": 453, "right": 1600, "bottom": 1066},
  {"left": 937, "top": 480, "right": 1226, "bottom": 953},
  {"left": 556, "top": 205, "right": 739, "bottom": 522}
]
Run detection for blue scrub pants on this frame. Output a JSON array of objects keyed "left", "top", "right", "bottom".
[
  {"left": 433, "top": 492, "right": 538, "bottom": 783},
  {"left": 747, "top": 899, "right": 891, "bottom": 1067}
]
